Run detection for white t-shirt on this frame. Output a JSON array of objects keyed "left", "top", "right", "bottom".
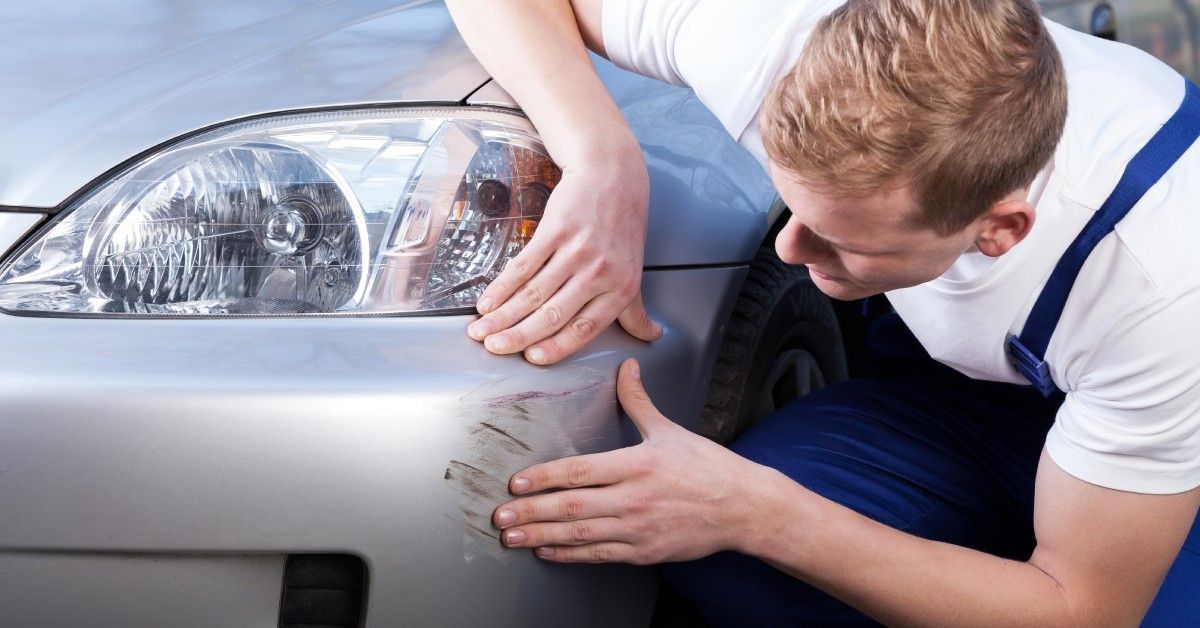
[{"left": 603, "top": 0, "right": 1200, "bottom": 494}]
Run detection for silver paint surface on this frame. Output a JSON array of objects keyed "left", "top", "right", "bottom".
[
  {"left": 0, "top": 553, "right": 284, "bottom": 628},
  {"left": 0, "top": 266, "right": 745, "bottom": 626}
]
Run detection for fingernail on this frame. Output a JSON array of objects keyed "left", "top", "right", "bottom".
[
  {"left": 631, "top": 361, "right": 641, "bottom": 380},
  {"left": 468, "top": 321, "right": 492, "bottom": 340},
  {"left": 536, "top": 547, "right": 556, "bottom": 557},
  {"left": 486, "top": 336, "right": 510, "bottom": 353},
  {"left": 527, "top": 347, "right": 547, "bottom": 364},
  {"left": 653, "top": 322, "right": 664, "bottom": 338},
  {"left": 512, "top": 477, "right": 531, "bottom": 494},
  {"left": 496, "top": 509, "right": 516, "bottom": 526},
  {"left": 503, "top": 529, "right": 527, "bottom": 546},
  {"left": 478, "top": 296, "right": 494, "bottom": 313}
]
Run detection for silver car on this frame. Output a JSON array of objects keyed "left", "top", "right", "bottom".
[
  {"left": 0, "top": 2, "right": 1194, "bottom": 626},
  {"left": 0, "top": 2, "right": 845, "bottom": 626}
]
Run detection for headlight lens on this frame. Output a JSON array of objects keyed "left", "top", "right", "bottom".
[{"left": 0, "top": 108, "right": 560, "bottom": 316}]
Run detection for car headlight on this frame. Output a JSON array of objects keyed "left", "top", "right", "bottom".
[{"left": 0, "top": 108, "right": 560, "bottom": 316}]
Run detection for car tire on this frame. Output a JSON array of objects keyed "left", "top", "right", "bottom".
[{"left": 700, "top": 245, "right": 848, "bottom": 444}]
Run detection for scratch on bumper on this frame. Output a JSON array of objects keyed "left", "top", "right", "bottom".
[{"left": 444, "top": 371, "right": 616, "bottom": 561}]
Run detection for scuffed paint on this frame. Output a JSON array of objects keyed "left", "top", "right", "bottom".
[{"left": 444, "top": 370, "right": 617, "bottom": 562}]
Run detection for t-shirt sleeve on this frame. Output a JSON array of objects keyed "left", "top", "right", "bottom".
[
  {"left": 1046, "top": 279, "right": 1200, "bottom": 494},
  {"left": 601, "top": 0, "right": 840, "bottom": 151}
]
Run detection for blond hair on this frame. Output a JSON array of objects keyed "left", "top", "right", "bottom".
[{"left": 762, "top": 0, "right": 1067, "bottom": 234}]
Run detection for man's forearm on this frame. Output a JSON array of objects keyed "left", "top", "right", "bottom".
[
  {"left": 742, "top": 468, "right": 1083, "bottom": 627},
  {"left": 445, "top": 0, "right": 638, "bottom": 168}
]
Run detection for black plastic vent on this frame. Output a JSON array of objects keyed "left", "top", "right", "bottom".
[{"left": 279, "top": 554, "right": 367, "bottom": 628}]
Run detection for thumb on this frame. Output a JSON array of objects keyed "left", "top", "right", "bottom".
[
  {"left": 617, "top": 358, "right": 670, "bottom": 440},
  {"left": 617, "top": 293, "right": 663, "bottom": 342}
]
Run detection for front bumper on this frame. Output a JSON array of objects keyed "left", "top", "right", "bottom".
[{"left": 0, "top": 265, "right": 745, "bottom": 627}]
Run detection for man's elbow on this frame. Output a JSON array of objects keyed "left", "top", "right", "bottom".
[
  {"left": 1028, "top": 561, "right": 1151, "bottom": 628},
  {"left": 568, "top": 0, "right": 607, "bottom": 56}
]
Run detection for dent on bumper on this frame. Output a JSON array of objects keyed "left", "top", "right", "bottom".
[{"left": 0, "top": 265, "right": 745, "bottom": 627}]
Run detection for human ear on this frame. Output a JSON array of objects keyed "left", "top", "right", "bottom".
[{"left": 975, "top": 199, "right": 1035, "bottom": 257}]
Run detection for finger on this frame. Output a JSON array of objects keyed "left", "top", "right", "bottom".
[
  {"left": 616, "top": 293, "right": 663, "bottom": 342},
  {"left": 507, "top": 449, "right": 635, "bottom": 496},
  {"left": 493, "top": 487, "right": 627, "bottom": 528},
  {"left": 481, "top": 274, "right": 595, "bottom": 358},
  {"left": 501, "top": 516, "right": 626, "bottom": 548},
  {"left": 468, "top": 256, "right": 574, "bottom": 345},
  {"left": 617, "top": 359, "right": 672, "bottom": 440},
  {"left": 534, "top": 543, "right": 638, "bottom": 564},
  {"left": 522, "top": 292, "right": 627, "bottom": 365},
  {"left": 477, "top": 235, "right": 554, "bottom": 314}
]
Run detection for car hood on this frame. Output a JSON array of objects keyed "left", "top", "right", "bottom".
[{"left": 0, "top": 0, "right": 488, "bottom": 208}]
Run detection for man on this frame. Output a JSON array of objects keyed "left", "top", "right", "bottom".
[{"left": 446, "top": 0, "right": 1200, "bottom": 624}]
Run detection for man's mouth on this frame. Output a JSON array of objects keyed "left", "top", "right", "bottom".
[{"left": 808, "top": 267, "right": 842, "bottom": 282}]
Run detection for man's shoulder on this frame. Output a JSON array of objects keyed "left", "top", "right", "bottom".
[
  {"left": 1048, "top": 18, "right": 1197, "bottom": 292},
  {"left": 1050, "top": 16, "right": 1184, "bottom": 157}
]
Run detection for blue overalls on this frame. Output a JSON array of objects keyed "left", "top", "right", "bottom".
[{"left": 663, "top": 79, "right": 1200, "bottom": 626}]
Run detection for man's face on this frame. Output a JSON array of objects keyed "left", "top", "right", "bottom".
[{"left": 770, "top": 163, "right": 980, "bottom": 301}]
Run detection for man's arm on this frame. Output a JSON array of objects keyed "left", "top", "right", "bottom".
[
  {"left": 747, "top": 451, "right": 1198, "bottom": 626},
  {"left": 446, "top": 0, "right": 661, "bottom": 364},
  {"left": 493, "top": 360, "right": 1200, "bottom": 626}
]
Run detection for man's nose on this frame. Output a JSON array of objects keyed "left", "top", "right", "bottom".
[{"left": 775, "top": 218, "right": 833, "bottom": 266}]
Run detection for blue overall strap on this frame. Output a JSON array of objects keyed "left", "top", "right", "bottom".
[{"left": 1008, "top": 79, "right": 1200, "bottom": 397}]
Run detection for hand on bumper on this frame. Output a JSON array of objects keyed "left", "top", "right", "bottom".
[{"left": 492, "top": 358, "right": 766, "bottom": 564}]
